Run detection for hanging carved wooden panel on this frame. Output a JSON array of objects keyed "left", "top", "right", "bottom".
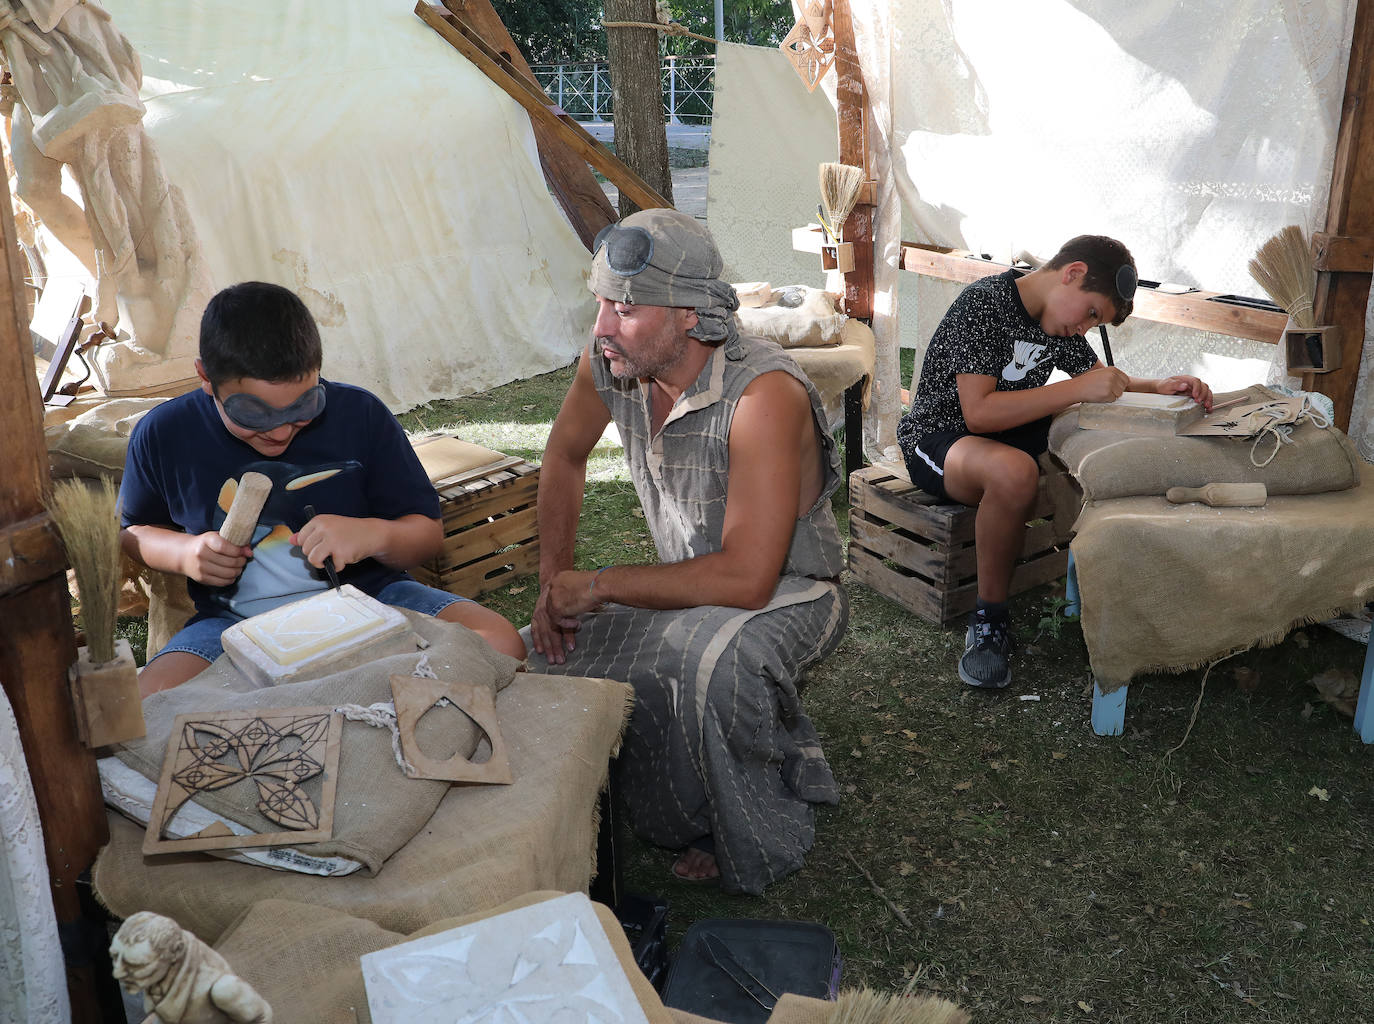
[
  {"left": 142, "top": 707, "right": 342, "bottom": 856},
  {"left": 781, "top": 0, "right": 836, "bottom": 93}
]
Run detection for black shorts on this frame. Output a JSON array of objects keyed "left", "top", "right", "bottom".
[{"left": 903, "top": 417, "right": 1051, "bottom": 500}]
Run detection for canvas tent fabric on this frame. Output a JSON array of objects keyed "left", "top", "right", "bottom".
[
  {"left": 99, "top": 0, "right": 594, "bottom": 410},
  {"left": 709, "top": 2, "right": 1367, "bottom": 456}
]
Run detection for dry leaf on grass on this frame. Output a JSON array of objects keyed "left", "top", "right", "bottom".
[
  {"left": 1233, "top": 666, "right": 1260, "bottom": 692},
  {"left": 1019, "top": 994, "right": 1044, "bottom": 1003},
  {"left": 1078, "top": 1000, "right": 1094, "bottom": 1013},
  {"left": 1308, "top": 786, "right": 1330, "bottom": 802},
  {"left": 1309, "top": 669, "right": 1359, "bottom": 718},
  {"left": 1052, "top": 751, "right": 1067, "bottom": 760},
  {"left": 953, "top": 780, "right": 973, "bottom": 791}
]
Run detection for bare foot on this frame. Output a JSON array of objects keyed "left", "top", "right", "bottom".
[{"left": 671, "top": 846, "right": 720, "bottom": 881}]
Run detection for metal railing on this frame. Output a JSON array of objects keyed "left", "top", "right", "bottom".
[{"left": 528, "top": 56, "right": 715, "bottom": 125}]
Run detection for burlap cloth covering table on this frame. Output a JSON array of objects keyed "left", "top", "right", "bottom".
[
  {"left": 789, "top": 319, "right": 876, "bottom": 431},
  {"left": 1072, "top": 462, "right": 1374, "bottom": 692},
  {"left": 95, "top": 672, "right": 634, "bottom": 942},
  {"left": 108, "top": 610, "right": 521, "bottom": 874}
]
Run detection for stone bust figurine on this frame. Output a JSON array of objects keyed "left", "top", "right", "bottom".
[{"left": 110, "top": 912, "right": 273, "bottom": 1024}]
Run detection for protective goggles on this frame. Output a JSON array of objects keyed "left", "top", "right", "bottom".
[
  {"left": 593, "top": 223, "right": 655, "bottom": 277},
  {"left": 1115, "top": 264, "right": 1138, "bottom": 302},
  {"left": 219, "top": 383, "right": 326, "bottom": 432}
]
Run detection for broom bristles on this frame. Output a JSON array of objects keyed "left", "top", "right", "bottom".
[
  {"left": 48, "top": 476, "right": 122, "bottom": 663},
  {"left": 1248, "top": 225, "right": 1315, "bottom": 329},
  {"left": 819, "top": 162, "right": 865, "bottom": 239},
  {"left": 830, "top": 984, "right": 970, "bottom": 1024}
]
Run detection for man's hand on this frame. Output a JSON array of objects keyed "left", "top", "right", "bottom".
[
  {"left": 182, "top": 531, "right": 252, "bottom": 587},
  {"left": 530, "top": 580, "right": 582, "bottom": 664},
  {"left": 1075, "top": 366, "right": 1129, "bottom": 404},
  {"left": 291, "top": 514, "right": 375, "bottom": 571},
  {"left": 1154, "top": 374, "right": 1213, "bottom": 411}
]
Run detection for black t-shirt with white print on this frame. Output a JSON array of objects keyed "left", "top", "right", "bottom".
[{"left": 897, "top": 271, "right": 1098, "bottom": 453}]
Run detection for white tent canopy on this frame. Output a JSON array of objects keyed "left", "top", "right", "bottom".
[{"left": 99, "top": 0, "right": 595, "bottom": 410}]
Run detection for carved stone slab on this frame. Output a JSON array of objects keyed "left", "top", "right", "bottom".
[
  {"left": 391, "top": 674, "right": 513, "bottom": 784},
  {"left": 222, "top": 584, "right": 412, "bottom": 687},
  {"left": 1077, "top": 392, "right": 1206, "bottom": 436},
  {"left": 361, "top": 892, "right": 649, "bottom": 1024},
  {"left": 143, "top": 707, "right": 342, "bottom": 856}
]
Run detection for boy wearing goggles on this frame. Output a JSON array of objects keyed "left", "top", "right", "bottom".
[
  {"left": 120, "top": 282, "right": 524, "bottom": 695},
  {"left": 897, "top": 235, "right": 1212, "bottom": 691}
]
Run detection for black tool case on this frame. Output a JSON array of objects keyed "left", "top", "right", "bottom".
[{"left": 661, "top": 918, "right": 842, "bottom": 1024}]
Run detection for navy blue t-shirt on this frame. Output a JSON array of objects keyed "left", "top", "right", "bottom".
[{"left": 120, "top": 379, "right": 440, "bottom": 622}]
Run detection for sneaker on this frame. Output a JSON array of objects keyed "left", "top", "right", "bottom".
[{"left": 959, "top": 613, "right": 1012, "bottom": 689}]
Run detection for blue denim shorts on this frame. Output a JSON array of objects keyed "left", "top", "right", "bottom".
[{"left": 150, "top": 579, "right": 473, "bottom": 666}]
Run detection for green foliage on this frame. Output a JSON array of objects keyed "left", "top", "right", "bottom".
[
  {"left": 662, "top": 0, "right": 795, "bottom": 55},
  {"left": 492, "top": 0, "right": 606, "bottom": 63}
]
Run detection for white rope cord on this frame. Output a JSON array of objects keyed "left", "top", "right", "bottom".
[
  {"left": 331, "top": 653, "right": 447, "bottom": 775},
  {"left": 1249, "top": 394, "right": 1332, "bottom": 468}
]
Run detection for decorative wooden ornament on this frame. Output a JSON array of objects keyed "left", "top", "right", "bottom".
[
  {"left": 143, "top": 707, "right": 342, "bottom": 855},
  {"left": 781, "top": 0, "right": 836, "bottom": 93},
  {"left": 390, "top": 674, "right": 513, "bottom": 785}
]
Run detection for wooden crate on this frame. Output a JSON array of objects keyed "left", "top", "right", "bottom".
[
  {"left": 847, "top": 463, "right": 1068, "bottom": 626},
  {"left": 411, "top": 459, "right": 541, "bottom": 598}
]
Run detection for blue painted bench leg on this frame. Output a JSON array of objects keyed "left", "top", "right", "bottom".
[
  {"left": 1065, "top": 550, "right": 1080, "bottom": 617},
  {"left": 1356, "top": 623, "right": 1374, "bottom": 744},
  {"left": 1092, "top": 679, "right": 1127, "bottom": 736}
]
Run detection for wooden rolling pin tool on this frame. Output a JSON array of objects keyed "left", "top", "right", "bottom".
[
  {"left": 1165, "top": 482, "right": 1267, "bottom": 507},
  {"left": 219, "top": 471, "right": 272, "bottom": 545}
]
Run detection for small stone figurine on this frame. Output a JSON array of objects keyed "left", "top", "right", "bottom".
[{"left": 110, "top": 912, "right": 273, "bottom": 1024}]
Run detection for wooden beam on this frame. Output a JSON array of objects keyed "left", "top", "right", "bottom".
[
  {"left": 1312, "top": 231, "right": 1374, "bottom": 272},
  {"left": 898, "top": 244, "right": 1286, "bottom": 345},
  {"left": 417, "top": 2, "right": 670, "bottom": 215},
  {"left": 1312, "top": 0, "right": 1374, "bottom": 427},
  {"left": 437, "top": 0, "right": 615, "bottom": 248},
  {"left": 0, "top": 142, "right": 107, "bottom": 1019},
  {"left": 829, "top": 0, "right": 873, "bottom": 319}
]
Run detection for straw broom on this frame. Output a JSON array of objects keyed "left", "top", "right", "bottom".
[
  {"left": 829, "top": 981, "right": 970, "bottom": 1024},
  {"left": 819, "top": 162, "right": 865, "bottom": 242},
  {"left": 1248, "top": 225, "right": 1316, "bottom": 329},
  {"left": 48, "top": 476, "right": 122, "bottom": 664}
]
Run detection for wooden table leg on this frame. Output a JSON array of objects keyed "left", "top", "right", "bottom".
[{"left": 1355, "top": 619, "right": 1374, "bottom": 744}]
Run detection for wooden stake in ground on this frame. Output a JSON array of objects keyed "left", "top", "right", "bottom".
[{"left": 604, "top": 0, "right": 674, "bottom": 215}]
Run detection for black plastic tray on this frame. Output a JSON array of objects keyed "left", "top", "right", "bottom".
[{"left": 661, "top": 918, "right": 841, "bottom": 1024}]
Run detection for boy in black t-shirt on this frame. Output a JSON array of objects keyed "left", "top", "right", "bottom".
[
  {"left": 120, "top": 282, "right": 525, "bottom": 695},
  {"left": 896, "top": 235, "right": 1212, "bottom": 690}
]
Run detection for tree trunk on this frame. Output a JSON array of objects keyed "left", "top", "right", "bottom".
[{"left": 604, "top": 0, "right": 673, "bottom": 215}]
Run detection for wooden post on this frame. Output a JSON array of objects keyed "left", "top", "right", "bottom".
[
  {"left": 1311, "top": 0, "right": 1374, "bottom": 429},
  {"left": 604, "top": 0, "right": 674, "bottom": 215},
  {"left": 829, "top": 0, "right": 873, "bottom": 319},
  {"left": 0, "top": 148, "right": 108, "bottom": 1017},
  {"left": 440, "top": 0, "right": 616, "bottom": 248}
]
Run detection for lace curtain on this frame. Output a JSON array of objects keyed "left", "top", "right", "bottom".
[{"left": 0, "top": 685, "right": 70, "bottom": 1024}]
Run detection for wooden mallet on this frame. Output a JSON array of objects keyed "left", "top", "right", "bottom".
[{"left": 219, "top": 472, "right": 272, "bottom": 546}]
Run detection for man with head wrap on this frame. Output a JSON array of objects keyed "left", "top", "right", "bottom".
[{"left": 526, "top": 209, "right": 848, "bottom": 893}]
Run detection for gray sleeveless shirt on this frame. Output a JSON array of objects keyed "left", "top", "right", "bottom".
[{"left": 590, "top": 333, "right": 846, "bottom": 580}]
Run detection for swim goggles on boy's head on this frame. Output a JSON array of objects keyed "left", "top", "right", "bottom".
[
  {"left": 1115, "top": 264, "right": 1138, "bottom": 302},
  {"left": 218, "top": 383, "right": 326, "bottom": 432},
  {"left": 592, "top": 222, "right": 655, "bottom": 277}
]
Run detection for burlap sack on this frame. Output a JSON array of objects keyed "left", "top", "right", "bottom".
[
  {"left": 734, "top": 285, "right": 845, "bottom": 348},
  {"left": 1073, "top": 462, "right": 1374, "bottom": 691},
  {"left": 214, "top": 892, "right": 673, "bottom": 1024},
  {"left": 1048, "top": 386, "right": 1362, "bottom": 501},
  {"left": 94, "top": 674, "right": 634, "bottom": 942},
  {"left": 112, "top": 610, "right": 521, "bottom": 873},
  {"left": 44, "top": 395, "right": 164, "bottom": 481},
  {"left": 789, "top": 319, "right": 876, "bottom": 430}
]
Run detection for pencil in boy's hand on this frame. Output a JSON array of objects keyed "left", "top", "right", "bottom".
[{"left": 1097, "top": 324, "right": 1115, "bottom": 367}]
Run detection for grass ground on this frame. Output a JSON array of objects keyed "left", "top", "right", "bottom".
[
  {"left": 118, "top": 358, "right": 1374, "bottom": 1022},
  {"left": 395, "top": 360, "right": 1374, "bottom": 1023}
]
